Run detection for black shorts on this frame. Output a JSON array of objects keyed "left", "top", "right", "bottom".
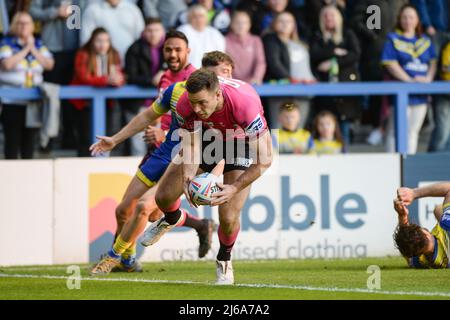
[{"left": 199, "top": 138, "right": 253, "bottom": 173}]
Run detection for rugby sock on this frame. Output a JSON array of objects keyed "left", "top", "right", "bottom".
[
  {"left": 108, "top": 235, "right": 132, "bottom": 259},
  {"left": 164, "top": 208, "right": 187, "bottom": 226},
  {"left": 160, "top": 198, "right": 185, "bottom": 225},
  {"left": 179, "top": 213, "right": 205, "bottom": 231},
  {"left": 121, "top": 244, "right": 137, "bottom": 267},
  {"left": 217, "top": 226, "right": 240, "bottom": 261}
]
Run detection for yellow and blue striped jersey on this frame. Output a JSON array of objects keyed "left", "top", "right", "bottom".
[
  {"left": 381, "top": 30, "right": 436, "bottom": 106},
  {"left": 440, "top": 41, "right": 450, "bottom": 81},
  {"left": 274, "top": 128, "right": 313, "bottom": 154},
  {"left": 309, "top": 139, "right": 343, "bottom": 155},
  {"left": 152, "top": 81, "right": 187, "bottom": 116},
  {"left": 410, "top": 203, "right": 450, "bottom": 269}
]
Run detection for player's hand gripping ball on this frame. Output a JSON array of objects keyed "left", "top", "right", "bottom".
[{"left": 188, "top": 173, "right": 221, "bottom": 206}]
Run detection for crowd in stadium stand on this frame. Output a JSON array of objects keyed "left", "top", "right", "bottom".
[{"left": 1, "top": 0, "right": 450, "bottom": 159}]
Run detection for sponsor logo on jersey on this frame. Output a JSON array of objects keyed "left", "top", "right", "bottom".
[{"left": 245, "top": 114, "right": 265, "bottom": 135}]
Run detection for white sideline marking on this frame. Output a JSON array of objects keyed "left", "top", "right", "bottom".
[
  {"left": 1, "top": 266, "right": 70, "bottom": 272},
  {"left": 1, "top": 273, "right": 449, "bottom": 298}
]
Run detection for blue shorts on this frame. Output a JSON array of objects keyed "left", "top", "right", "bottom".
[{"left": 136, "top": 139, "right": 179, "bottom": 188}]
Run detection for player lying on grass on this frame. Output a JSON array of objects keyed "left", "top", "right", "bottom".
[
  {"left": 89, "top": 52, "right": 234, "bottom": 276},
  {"left": 393, "top": 182, "right": 450, "bottom": 268},
  {"left": 140, "top": 69, "right": 273, "bottom": 285}
]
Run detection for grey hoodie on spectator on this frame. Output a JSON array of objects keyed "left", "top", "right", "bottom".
[{"left": 30, "top": 0, "right": 89, "bottom": 52}]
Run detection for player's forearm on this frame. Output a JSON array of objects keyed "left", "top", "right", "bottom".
[
  {"left": 232, "top": 154, "right": 272, "bottom": 191},
  {"left": 112, "top": 108, "right": 157, "bottom": 145},
  {"left": 232, "top": 133, "right": 273, "bottom": 191},
  {"left": 231, "top": 164, "right": 266, "bottom": 192},
  {"left": 398, "top": 214, "right": 409, "bottom": 226},
  {"left": 413, "top": 183, "right": 450, "bottom": 200}
]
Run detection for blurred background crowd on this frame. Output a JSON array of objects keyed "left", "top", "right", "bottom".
[{"left": 1, "top": 0, "right": 450, "bottom": 159}]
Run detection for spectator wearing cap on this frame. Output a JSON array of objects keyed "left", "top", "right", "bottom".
[{"left": 274, "top": 101, "right": 313, "bottom": 154}]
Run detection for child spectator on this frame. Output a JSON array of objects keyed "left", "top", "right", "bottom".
[
  {"left": 310, "top": 110, "right": 345, "bottom": 155},
  {"left": 275, "top": 101, "right": 313, "bottom": 154},
  {"left": 70, "top": 27, "right": 125, "bottom": 157},
  {"left": 310, "top": 5, "right": 361, "bottom": 146},
  {"left": 262, "top": 11, "right": 315, "bottom": 128}
]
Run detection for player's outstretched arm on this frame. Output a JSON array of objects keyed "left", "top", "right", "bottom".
[
  {"left": 90, "top": 107, "right": 161, "bottom": 156},
  {"left": 397, "top": 182, "right": 450, "bottom": 205},
  {"left": 211, "top": 131, "right": 273, "bottom": 206}
]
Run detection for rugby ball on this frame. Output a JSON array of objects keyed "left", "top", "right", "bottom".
[{"left": 188, "top": 173, "right": 221, "bottom": 206}]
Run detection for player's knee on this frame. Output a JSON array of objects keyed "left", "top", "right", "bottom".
[
  {"left": 219, "top": 216, "right": 238, "bottom": 234},
  {"left": 135, "top": 200, "right": 154, "bottom": 219},
  {"left": 155, "top": 191, "right": 171, "bottom": 210},
  {"left": 115, "top": 202, "right": 131, "bottom": 224}
]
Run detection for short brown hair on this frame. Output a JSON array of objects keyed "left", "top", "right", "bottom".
[
  {"left": 393, "top": 224, "right": 428, "bottom": 258},
  {"left": 202, "top": 51, "right": 235, "bottom": 69},
  {"left": 186, "top": 69, "right": 219, "bottom": 94},
  {"left": 144, "top": 17, "right": 163, "bottom": 26}
]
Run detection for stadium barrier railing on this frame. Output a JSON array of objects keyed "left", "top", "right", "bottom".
[{"left": 1, "top": 81, "right": 450, "bottom": 153}]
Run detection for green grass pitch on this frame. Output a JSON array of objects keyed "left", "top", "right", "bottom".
[{"left": 1, "top": 257, "right": 449, "bottom": 300}]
